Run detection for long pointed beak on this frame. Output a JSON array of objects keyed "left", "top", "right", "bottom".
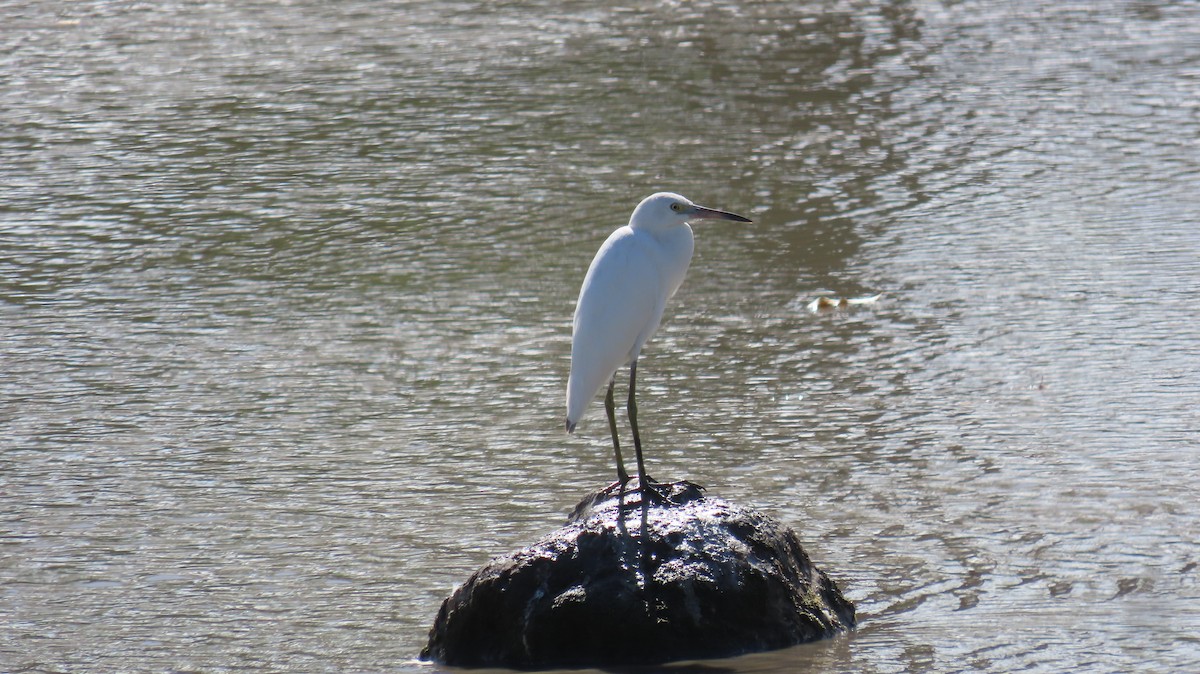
[{"left": 689, "top": 205, "right": 753, "bottom": 223}]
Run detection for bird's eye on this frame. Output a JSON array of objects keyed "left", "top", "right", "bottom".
[{"left": 670, "top": 202, "right": 683, "bottom": 212}]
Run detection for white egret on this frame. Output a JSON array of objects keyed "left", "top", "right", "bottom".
[{"left": 565, "top": 192, "right": 752, "bottom": 495}]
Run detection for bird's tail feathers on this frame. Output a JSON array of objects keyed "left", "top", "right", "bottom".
[{"left": 565, "top": 418, "right": 577, "bottom": 433}]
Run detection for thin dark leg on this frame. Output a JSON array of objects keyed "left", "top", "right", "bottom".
[
  {"left": 627, "top": 360, "right": 677, "bottom": 506},
  {"left": 605, "top": 376, "right": 630, "bottom": 484},
  {"left": 627, "top": 359, "right": 650, "bottom": 488}
]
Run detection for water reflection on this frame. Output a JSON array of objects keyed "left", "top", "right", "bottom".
[{"left": 3, "top": 0, "right": 1199, "bottom": 672}]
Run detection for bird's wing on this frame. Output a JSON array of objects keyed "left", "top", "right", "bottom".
[
  {"left": 573, "top": 228, "right": 663, "bottom": 361},
  {"left": 566, "top": 228, "right": 662, "bottom": 422}
]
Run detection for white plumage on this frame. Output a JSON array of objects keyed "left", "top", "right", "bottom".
[{"left": 564, "top": 192, "right": 751, "bottom": 488}]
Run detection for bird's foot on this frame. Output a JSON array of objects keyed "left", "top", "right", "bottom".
[
  {"left": 634, "top": 476, "right": 683, "bottom": 506},
  {"left": 598, "top": 475, "right": 685, "bottom": 506},
  {"left": 600, "top": 474, "right": 633, "bottom": 497}
]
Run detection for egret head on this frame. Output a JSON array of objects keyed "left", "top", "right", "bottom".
[{"left": 629, "top": 192, "right": 752, "bottom": 231}]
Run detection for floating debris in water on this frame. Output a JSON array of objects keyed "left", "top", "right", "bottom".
[{"left": 806, "top": 293, "right": 883, "bottom": 313}]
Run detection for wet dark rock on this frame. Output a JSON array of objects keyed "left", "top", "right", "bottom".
[{"left": 420, "top": 481, "right": 856, "bottom": 669}]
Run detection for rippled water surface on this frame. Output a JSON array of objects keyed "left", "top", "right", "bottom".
[{"left": 3, "top": 1, "right": 1199, "bottom": 672}]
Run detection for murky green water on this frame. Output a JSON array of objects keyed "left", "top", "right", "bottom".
[{"left": 3, "top": 1, "right": 1198, "bottom": 671}]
